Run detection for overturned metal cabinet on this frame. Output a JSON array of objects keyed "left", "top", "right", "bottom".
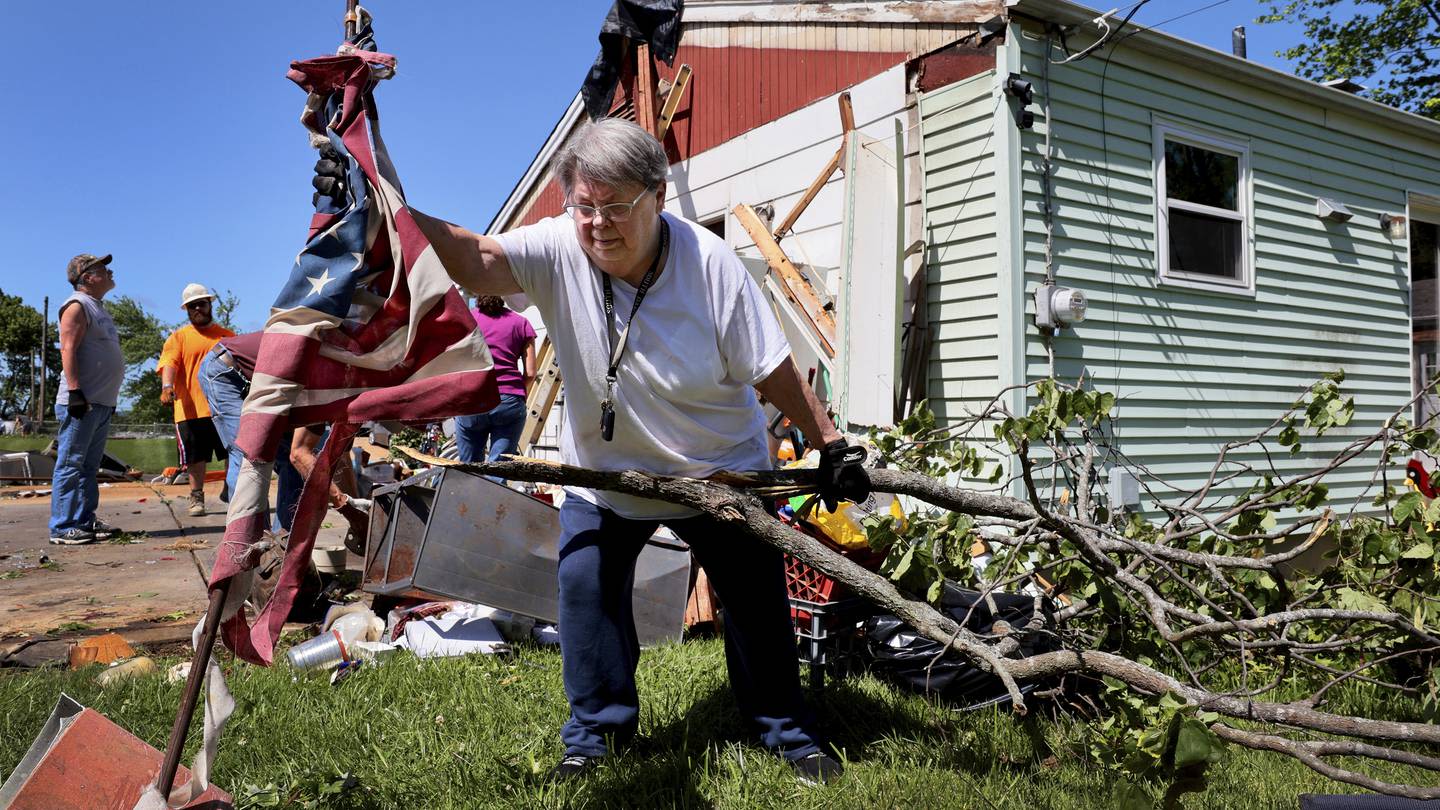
[{"left": 363, "top": 467, "right": 691, "bottom": 645}]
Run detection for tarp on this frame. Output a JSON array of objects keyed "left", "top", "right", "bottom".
[{"left": 581, "top": 0, "right": 684, "bottom": 121}]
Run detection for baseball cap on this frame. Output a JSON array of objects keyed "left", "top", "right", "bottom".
[{"left": 66, "top": 253, "right": 112, "bottom": 286}]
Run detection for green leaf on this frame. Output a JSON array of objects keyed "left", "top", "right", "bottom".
[
  {"left": 1401, "top": 542, "right": 1434, "bottom": 560},
  {"left": 1336, "top": 587, "right": 1388, "bottom": 614},
  {"left": 926, "top": 578, "right": 944, "bottom": 604},
  {"left": 889, "top": 544, "right": 916, "bottom": 583},
  {"left": 1395, "top": 491, "right": 1425, "bottom": 523},
  {"left": 1173, "top": 719, "right": 1225, "bottom": 768},
  {"left": 1111, "top": 780, "right": 1155, "bottom": 810}
]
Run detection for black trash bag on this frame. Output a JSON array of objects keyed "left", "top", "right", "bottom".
[
  {"left": 864, "top": 584, "right": 1056, "bottom": 709},
  {"left": 581, "top": 0, "right": 684, "bottom": 121}
]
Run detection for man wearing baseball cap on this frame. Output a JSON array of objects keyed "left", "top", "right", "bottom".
[
  {"left": 50, "top": 253, "right": 125, "bottom": 544},
  {"left": 157, "top": 283, "right": 234, "bottom": 516}
]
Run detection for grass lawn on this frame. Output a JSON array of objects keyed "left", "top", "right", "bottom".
[
  {"left": 0, "top": 435, "right": 224, "bottom": 474},
  {"left": 1, "top": 637, "right": 1425, "bottom": 809}
]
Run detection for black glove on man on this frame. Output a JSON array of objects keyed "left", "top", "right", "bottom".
[
  {"left": 816, "top": 439, "right": 871, "bottom": 512},
  {"left": 311, "top": 144, "right": 347, "bottom": 208},
  {"left": 66, "top": 389, "right": 90, "bottom": 420}
]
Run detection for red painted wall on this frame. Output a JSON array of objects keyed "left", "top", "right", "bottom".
[{"left": 511, "top": 44, "right": 906, "bottom": 228}]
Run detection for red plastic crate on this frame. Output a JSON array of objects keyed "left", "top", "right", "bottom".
[{"left": 783, "top": 519, "right": 884, "bottom": 620}]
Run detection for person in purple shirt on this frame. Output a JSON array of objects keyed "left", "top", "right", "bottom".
[{"left": 455, "top": 295, "right": 537, "bottom": 462}]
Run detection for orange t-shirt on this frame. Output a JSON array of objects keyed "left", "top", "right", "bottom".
[{"left": 157, "top": 323, "right": 235, "bottom": 422}]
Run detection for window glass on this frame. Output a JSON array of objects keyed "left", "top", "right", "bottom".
[
  {"left": 1169, "top": 209, "right": 1241, "bottom": 279},
  {"left": 1165, "top": 140, "right": 1238, "bottom": 211}
]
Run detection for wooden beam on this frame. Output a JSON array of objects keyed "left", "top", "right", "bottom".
[
  {"left": 770, "top": 92, "right": 854, "bottom": 242},
  {"left": 635, "top": 42, "right": 659, "bottom": 136},
  {"left": 771, "top": 145, "right": 843, "bottom": 242},
  {"left": 656, "top": 64, "right": 692, "bottom": 141},
  {"left": 518, "top": 337, "right": 562, "bottom": 455},
  {"left": 837, "top": 90, "right": 855, "bottom": 134},
  {"left": 733, "top": 203, "right": 836, "bottom": 358}
]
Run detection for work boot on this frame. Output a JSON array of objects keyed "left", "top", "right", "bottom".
[
  {"left": 88, "top": 519, "right": 119, "bottom": 539},
  {"left": 790, "top": 751, "right": 844, "bottom": 786},
  {"left": 548, "top": 754, "right": 598, "bottom": 782},
  {"left": 187, "top": 491, "right": 205, "bottom": 516},
  {"left": 49, "top": 528, "right": 97, "bottom": 545}
]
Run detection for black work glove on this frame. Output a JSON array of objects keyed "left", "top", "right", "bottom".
[
  {"left": 66, "top": 389, "right": 90, "bottom": 420},
  {"left": 311, "top": 144, "right": 347, "bottom": 207},
  {"left": 816, "top": 439, "right": 870, "bottom": 512}
]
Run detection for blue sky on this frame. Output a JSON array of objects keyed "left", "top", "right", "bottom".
[{"left": 0, "top": 1, "right": 1322, "bottom": 332}]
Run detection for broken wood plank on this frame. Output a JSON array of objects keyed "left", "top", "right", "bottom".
[
  {"left": 635, "top": 42, "right": 659, "bottom": 136},
  {"left": 771, "top": 92, "right": 854, "bottom": 242},
  {"left": 657, "top": 64, "right": 692, "bottom": 140},
  {"left": 733, "top": 203, "right": 836, "bottom": 358}
]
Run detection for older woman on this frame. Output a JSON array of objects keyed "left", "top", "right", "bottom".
[{"left": 398, "top": 119, "right": 869, "bottom": 784}]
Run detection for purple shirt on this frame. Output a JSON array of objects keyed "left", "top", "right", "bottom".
[{"left": 473, "top": 308, "right": 537, "bottom": 398}]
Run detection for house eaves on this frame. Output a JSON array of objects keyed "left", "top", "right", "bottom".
[
  {"left": 684, "top": 0, "right": 1004, "bottom": 25},
  {"left": 1006, "top": 0, "right": 1440, "bottom": 146},
  {"left": 485, "top": 92, "right": 584, "bottom": 234}
]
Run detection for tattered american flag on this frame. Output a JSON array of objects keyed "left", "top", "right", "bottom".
[{"left": 211, "top": 45, "right": 499, "bottom": 666}]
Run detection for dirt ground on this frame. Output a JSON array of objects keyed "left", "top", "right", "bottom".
[{"left": 0, "top": 479, "right": 354, "bottom": 645}]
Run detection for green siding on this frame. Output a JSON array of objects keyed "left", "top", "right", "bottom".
[
  {"left": 919, "top": 70, "right": 1002, "bottom": 425},
  {"left": 1010, "top": 30, "right": 1440, "bottom": 507}
]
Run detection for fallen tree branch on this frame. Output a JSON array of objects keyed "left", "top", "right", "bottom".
[{"left": 384, "top": 446, "right": 1440, "bottom": 796}]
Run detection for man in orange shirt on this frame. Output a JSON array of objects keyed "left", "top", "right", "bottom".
[{"left": 158, "top": 284, "right": 235, "bottom": 516}]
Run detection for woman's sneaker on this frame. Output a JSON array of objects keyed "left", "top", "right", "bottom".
[{"left": 49, "top": 528, "right": 97, "bottom": 545}]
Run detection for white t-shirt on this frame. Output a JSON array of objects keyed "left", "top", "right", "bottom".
[{"left": 495, "top": 212, "right": 790, "bottom": 519}]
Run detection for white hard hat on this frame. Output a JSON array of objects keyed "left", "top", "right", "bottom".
[{"left": 180, "top": 283, "right": 214, "bottom": 308}]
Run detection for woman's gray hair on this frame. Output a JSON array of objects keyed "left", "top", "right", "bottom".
[{"left": 554, "top": 118, "right": 668, "bottom": 196}]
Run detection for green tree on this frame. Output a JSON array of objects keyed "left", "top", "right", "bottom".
[
  {"left": 104, "top": 296, "right": 170, "bottom": 425},
  {"left": 1261, "top": 0, "right": 1440, "bottom": 118},
  {"left": 212, "top": 288, "right": 241, "bottom": 331},
  {"left": 0, "top": 290, "right": 59, "bottom": 418}
]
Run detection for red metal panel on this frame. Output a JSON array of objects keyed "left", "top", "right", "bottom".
[
  {"left": 669, "top": 45, "right": 904, "bottom": 157},
  {"left": 501, "top": 44, "right": 908, "bottom": 231}
]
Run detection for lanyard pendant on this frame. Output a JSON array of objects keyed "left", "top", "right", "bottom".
[
  {"left": 600, "top": 400, "right": 616, "bottom": 442},
  {"left": 600, "top": 378, "right": 617, "bottom": 442}
]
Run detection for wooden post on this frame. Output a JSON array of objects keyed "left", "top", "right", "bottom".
[
  {"left": 634, "top": 42, "right": 659, "bottom": 136},
  {"left": 344, "top": 0, "right": 358, "bottom": 40},
  {"left": 38, "top": 296, "right": 48, "bottom": 424},
  {"left": 733, "top": 203, "right": 836, "bottom": 358}
]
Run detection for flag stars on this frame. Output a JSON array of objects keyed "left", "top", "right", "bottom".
[{"left": 307, "top": 269, "right": 335, "bottom": 296}]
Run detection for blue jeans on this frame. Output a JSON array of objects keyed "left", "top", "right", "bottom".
[
  {"left": 557, "top": 497, "right": 820, "bottom": 761},
  {"left": 49, "top": 403, "right": 115, "bottom": 535},
  {"left": 454, "top": 394, "right": 527, "bottom": 463},
  {"left": 199, "top": 352, "right": 246, "bottom": 503},
  {"left": 198, "top": 350, "right": 301, "bottom": 530}
]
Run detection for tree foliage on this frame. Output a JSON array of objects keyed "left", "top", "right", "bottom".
[
  {"left": 212, "top": 288, "right": 241, "bottom": 332},
  {"left": 1261, "top": 0, "right": 1440, "bottom": 118},
  {"left": 0, "top": 289, "right": 59, "bottom": 418},
  {"left": 104, "top": 295, "right": 170, "bottom": 425},
  {"left": 402, "top": 371, "right": 1440, "bottom": 802}
]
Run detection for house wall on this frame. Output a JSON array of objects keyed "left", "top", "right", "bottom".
[
  {"left": 917, "top": 69, "right": 1002, "bottom": 425},
  {"left": 506, "top": 43, "right": 912, "bottom": 230},
  {"left": 668, "top": 64, "right": 919, "bottom": 410},
  {"left": 1008, "top": 25, "right": 1440, "bottom": 505}
]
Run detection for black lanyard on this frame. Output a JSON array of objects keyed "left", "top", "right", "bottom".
[{"left": 599, "top": 219, "right": 669, "bottom": 441}]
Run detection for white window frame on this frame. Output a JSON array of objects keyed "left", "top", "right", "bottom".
[
  {"left": 1407, "top": 192, "right": 1440, "bottom": 430},
  {"left": 1153, "top": 119, "right": 1254, "bottom": 295}
]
